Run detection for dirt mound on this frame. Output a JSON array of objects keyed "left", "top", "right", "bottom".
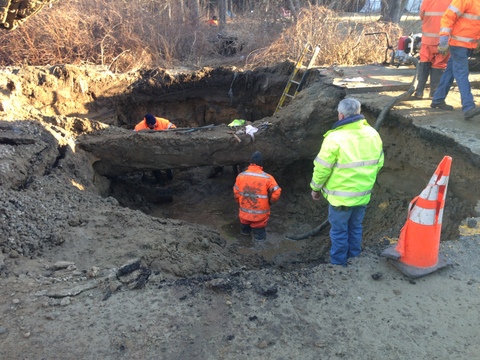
[{"left": 0, "top": 118, "right": 252, "bottom": 277}]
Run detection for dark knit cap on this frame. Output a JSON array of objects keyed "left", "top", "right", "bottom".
[
  {"left": 250, "top": 151, "right": 263, "bottom": 166},
  {"left": 145, "top": 114, "right": 156, "bottom": 126}
]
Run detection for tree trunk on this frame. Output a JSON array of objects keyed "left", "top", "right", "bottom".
[
  {"left": 180, "top": 0, "right": 185, "bottom": 23},
  {"left": 218, "top": 0, "right": 227, "bottom": 30},
  {"left": 380, "top": 0, "right": 408, "bottom": 23},
  {"left": 287, "top": 0, "right": 298, "bottom": 22},
  {"left": 293, "top": 0, "right": 301, "bottom": 12},
  {"left": 189, "top": 0, "right": 200, "bottom": 24}
]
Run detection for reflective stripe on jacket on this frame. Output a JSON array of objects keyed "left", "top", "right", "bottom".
[
  {"left": 134, "top": 117, "right": 177, "bottom": 131},
  {"left": 233, "top": 164, "right": 281, "bottom": 224},
  {"left": 440, "top": 0, "right": 480, "bottom": 49},
  {"left": 310, "top": 115, "right": 384, "bottom": 207},
  {"left": 420, "top": 0, "right": 452, "bottom": 45}
]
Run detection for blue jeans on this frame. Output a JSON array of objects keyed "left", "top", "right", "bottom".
[
  {"left": 432, "top": 46, "right": 475, "bottom": 112},
  {"left": 328, "top": 204, "right": 367, "bottom": 266}
]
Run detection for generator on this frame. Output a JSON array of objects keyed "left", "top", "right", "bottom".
[
  {"left": 366, "top": 31, "right": 422, "bottom": 67},
  {"left": 393, "top": 33, "right": 422, "bottom": 65},
  {"left": 368, "top": 31, "right": 479, "bottom": 69}
]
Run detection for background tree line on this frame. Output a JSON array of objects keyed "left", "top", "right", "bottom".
[{"left": 0, "top": 0, "right": 416, "bottom": 71}]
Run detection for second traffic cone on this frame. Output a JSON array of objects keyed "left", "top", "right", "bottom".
[{"left": 381, "top": 156, "right": 453, "bottom": 278}]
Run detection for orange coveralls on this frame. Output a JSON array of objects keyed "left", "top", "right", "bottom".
[
  {"left": 439, "top": 0, "right": 480, "bottom": 49},
  {"left": 134, "top": 117, "right": 177, "bottom": 131},
  {"left": 233, "top": 164, "right": 281, "bottom": 228},
  {"left": 207, "top": 19, "right": 219, "bottom": 26},
  {"left": 419, "top": 0, "right": 451, "bottom": 68}
]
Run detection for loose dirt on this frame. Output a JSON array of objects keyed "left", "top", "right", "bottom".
[{"left": 1, "top": 64, "right": 480, "bottom": 359}]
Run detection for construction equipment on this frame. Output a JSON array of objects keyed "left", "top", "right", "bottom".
[
  {"left": 274, "top": 43, "right": 320, "bottom": 114},
  {"left": 0, "top": 0, "right": 53, "bottom": 30},
  {"left": 393, "top": 33, "right": 422, "bottom": 66},
  {"left": 395, "top": 32, "right": 480, "bottom": 70},
  {"left": 366, "top": 32, "right": 421, "bottom": 67}
]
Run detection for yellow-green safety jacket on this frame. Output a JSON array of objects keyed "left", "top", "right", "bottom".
[{"left": 310, "top": 114, "right": 384, "bottom": 207}]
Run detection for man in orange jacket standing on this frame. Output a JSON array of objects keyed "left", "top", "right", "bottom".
[
  {"left": 413, "top": 0, "right": 451, "bottom": 99},
  {"left": 134, "top": 114, "right": 177, "bottom": 131},
  {"left": 233, "top": 151, "right": 281, "bottom": 241},
  {"left": 430, "top": 0, "right": 480, "bottom": 120}
]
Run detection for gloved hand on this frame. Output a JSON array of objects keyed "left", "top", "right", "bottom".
[{"left": 438, "top": 36, "right": 450, "bottom": 55}]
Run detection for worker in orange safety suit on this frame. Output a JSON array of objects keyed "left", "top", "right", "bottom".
[
  {"left": 134, "top": 113, "right": 177, "bottom": 131},
  {"left": 413, "top": 0, "right": 451, "bottom": 99},
  {"left": 134, "top": 113, "right": 176, "bottom": 184},
  {"left": 430, "top": 0, "right": 480, "bottom": 120},
  {"left": 233, "top": 151, "right": 281, "bottom": 241},
  {"left": 207, "top": 15, "right": 219, "bottom": 26}
]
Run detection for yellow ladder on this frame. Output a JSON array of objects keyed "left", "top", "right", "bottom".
[{"left": 274, "top": 44, "right": 321, "bottom": 114}]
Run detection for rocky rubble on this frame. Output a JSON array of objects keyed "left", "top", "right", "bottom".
[{"left": 0, "top": 119, "right": 247, "bottom": 279}]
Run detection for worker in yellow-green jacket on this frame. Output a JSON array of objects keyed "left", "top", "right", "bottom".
[{"left": 310, "top": 98, "right": 384, "bottom": 266}]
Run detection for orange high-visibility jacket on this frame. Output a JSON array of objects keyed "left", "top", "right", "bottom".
[
  {"left": 134, "top": 117, "right": 177, "bottom": 131},
  {"left": 233, "top": 164, "right": 281, "bottom": 224},
  {"left": 420, "top": 0, "right": 452, "bottom": 45},
  {"left": 440, "top": 0, "right": 480, "bottom": 49}
]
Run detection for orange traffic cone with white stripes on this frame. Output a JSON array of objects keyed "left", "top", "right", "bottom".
[{"left": 381, "top": 156, "right": 453, "bottom": 278}]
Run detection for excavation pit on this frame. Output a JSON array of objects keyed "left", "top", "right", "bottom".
[
  {"left": 1, "top": 64, "right": 480, "bottom": 275},
  {"left": 107, "top": 113, "right": 480, "bottom": 267},
  {"left": 82, "top": 66, "right": 480, "bottom": 268}
]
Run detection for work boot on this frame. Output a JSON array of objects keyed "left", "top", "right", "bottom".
[
  {"left": 430, "top": 101, "right": 454, "bottom": 110},
  {"left": 464, "top": 107, "right": 480, "bottom": 121},
  {"left": 252, "top": 227, "right": 266, "bottom": 241},
  {"left": 413, "top": 62, "right": 431, "bottom": 99},
  {"left": 429, "top": 68, "right": 444, "bottom": 98},
  {"left": 240, "top": 224, "right": 251, "bottom": 236}
]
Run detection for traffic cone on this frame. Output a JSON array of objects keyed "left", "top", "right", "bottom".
[{"left": 381, "top": 156, "right": 453, "bottom": 278}]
